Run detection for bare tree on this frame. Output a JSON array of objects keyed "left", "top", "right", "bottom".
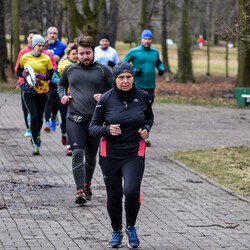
[
  {"left": 11, "top": 0, "right": 20, "bottom": 67},
  {"left": 107, "top": 0, "right": 119, "bottom": 48},
  {"left": 206, "top": 0, "right": 212, "bottom": 76},
  {"left": 97, "top": 1, "right": 107, "bottom": 41},
  {"left": 175, "top": 0, "right": 195, "bottom": 83},
  {"left": 161, "top": 0, "right": 171, "bottom": 73},
  {"left": 0, "top": 0, "right": 7, "bottom": 82},
  {"left": 73, "top": 0, "right": 105, "bottom": 38},
  {"left": 236, "top": 0, "right": 250, "bottom": 88},
  {"left": 139, "top": 0, "right": 148, "bottom": 35},
  {"left": 217, "top": 0, "right": 250, "bottom": 87},
  {"left": 218, "top": 0, "right": 250, "bottom": 44},
  {"left": 64, "top": 0, "right": 77, "bottom": 43}
]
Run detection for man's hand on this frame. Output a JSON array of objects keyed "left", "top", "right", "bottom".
[
  {"left": 61, "top": 95, "right": 72, "bottom": 104},
  {"left": 93, "top": 93, "right": 102, "bottom": 102},
  {"left": 135, "top": 69, "right": 142, "bottom": 76},
  {"left": 138, "top": 128, "right": 149, "bottom": 139},
  {"left": 158, "top": 69, "right": 164, "bottom": 76},
  {"left": 53, "top": 55, "right": 60, "bottom": 62},
  {"left": 108, "top": 61, "right": 115, "bottom": 67},
  {"left": 110, "top": 124, "right": 121, "bottom": 136}
]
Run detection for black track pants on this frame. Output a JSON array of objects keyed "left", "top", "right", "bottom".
[
  {"left": 44, "top": 90, "right": 59, "bottom": 121},
  {"left": 99, "top": 156, "right": 145, "bottom": 231},
  {"left": 21, "top": 88, "right": 29, "bottom": 129},
  {"left": 67, "top": 118, "right": 100, "bottom": 190},
  {"left": 23, "top": 92, "right": 48, "bottom": 144}
]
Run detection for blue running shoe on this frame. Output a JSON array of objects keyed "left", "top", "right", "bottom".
[
  {"left": 125, "top": 226, "right": 140, "bottom": 248},
  {"left": 37, "top": 133, "right": 41, "bottom": 148},
  {"left": 24, "top": 129, "right": 32, "bottom": 137},
  {"left": 44, "top": 121, "right": 51, "bottom": 132},
  {"left": 32, "top": 145, "right": 40, "bottom": 155},
  {"left": 108, "top": 230, "right": 123, "bottom": 248},
  {"left": 51, "top": 120, "right": 56, "bottom": 131}
]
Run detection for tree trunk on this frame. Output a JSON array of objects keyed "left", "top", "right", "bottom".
[
  {"left": 161, "top": 0, "right": 171, "bottom": 73},
  {"left": 225, "top": 41, "right": 229, "bottom": 77},
  {"left": 97, "top": 1, "right": 107, "bottom": 42},
  {"left": 11, "top": 0, "right": 20, "bottom": 66},
  {"left": 236, "top": 0, "right": 250, "bottom": 88},
  {"left": 67, "top": 0, "right": 77, "bottom": 43},
  {"left": 236, "top": 42, "right": 250, "bottom": 87},
  {"left": 41, "top": 0, "right": 48, "bottom": 37},
  {"left": 0, "top": 0, "right": 7, "bottom": 82},
  {"left": 206, "top": 0, "right": 211, "bottom": 76},
  {"left": 139, "top": 0, "right": 148, "bottom": 36},
  {"left": 107, "top": 0, "right": 119, "bottom": 48},
  {"left": 74, "top": 0, "right": 105, "bottom": 38},
  {"left": 175, "top": 0, "right": 195, "bottom": 83}
]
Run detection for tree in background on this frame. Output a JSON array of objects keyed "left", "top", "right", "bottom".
[
  {"left": 218, "top": 0, "right": 250, "bottom": 87},
  {"left": 11, "top": 0, "right": 20, "bottom": 69},
  {"left": 175, "top": 0, "right": 195, "bottom": 83},
  {"left": 63, "top": 0, "right": 77, "bottom": 43},
  {"left": 107, "top": 0, "right": 119, "bottom": 48},
  {"left": 237, "top": 0, "right": 250, "bottom": 88},
  {"left": 0, "top": 0, "right": 7, "bottom": 82},
  {"left": 161, "top": 0, "right": 171, "bottom": 73},
  {"left": 206, "top": 0, "right": 214, "bottom": 76},
  {"left": 139, "top": 0, "right": 148, "bottom": 35},
  {"left": 73, "top": 0, "right": 105, "bottom": 39},
  {"left": 96, "top": 0, "right": 120, "bottom": 47}
]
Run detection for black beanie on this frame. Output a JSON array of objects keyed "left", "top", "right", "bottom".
[
  {"left": 99, "top": 33, "right": 110, "bottom": 41},
  {"left": 112, "top": 61, "right": 134, "bottom": 81}
]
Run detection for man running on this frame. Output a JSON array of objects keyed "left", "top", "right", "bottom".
[
  {"left": 94, "top": 33, "right": 120, "bottom": 70},
  {"left": 58, "top": 35, "right": 112, "bottom": 204},
  {"left": 123, "top": 29, "right": 165, "bottom": 146},
  {"left": 44, "top": 26, "right": 67, "bottom": 132}
]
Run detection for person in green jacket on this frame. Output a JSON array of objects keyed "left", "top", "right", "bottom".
[{"left": 123, "top": 29, "right": 165, "bottom": 146}]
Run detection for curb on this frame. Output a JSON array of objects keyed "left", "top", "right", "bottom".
[{"left": 168, "top": 157, "right": 250, "bottom": 204}]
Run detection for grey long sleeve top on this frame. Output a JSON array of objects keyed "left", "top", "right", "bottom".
[{"left": 58, "top": 62, "right": 113, "bottom": 119}]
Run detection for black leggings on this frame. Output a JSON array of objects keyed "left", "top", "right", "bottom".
[
  {"left": 67, "top": 118, "right": 100, "bottom": 190},
  {"left": 22, "top": 92, "right": 48, "bottom": 144},
  {"left": 99, "top": 156, "right": 145, "bottom": 231},
  {"left": 21, "top": 88, "right": 29, "bottom": 129},
  {"left": 141, "top": 88, "right": 155, "bottom": 105},
  {"left": 59, "top": 104, "right": 67, "bottom": 135},
  {"left": 44, "top": 87, "right": 59, "bottom": 122}
]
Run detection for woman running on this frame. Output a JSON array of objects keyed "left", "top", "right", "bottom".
[
  {"left": 17, "top": 34, "right": 53, "bottom": 155},
  {"left": 89, "top": 61, "right": 154, "bottom": 248},
  {"left": 52, "top": 43, "right": 78, "bottom": 156}
]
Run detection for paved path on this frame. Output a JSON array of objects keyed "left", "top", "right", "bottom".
[{"left": 0, "top": 93, "right": 249, "bottom": 250}]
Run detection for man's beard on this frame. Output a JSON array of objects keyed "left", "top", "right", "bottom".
[
  {"left": 48, "top": 39, "right": 56, "bottom": 45},
  {"left": 81, "top": 58, "right": 94, "bottom": 67}
]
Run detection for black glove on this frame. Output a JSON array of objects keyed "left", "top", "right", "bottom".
[
  {"left": 158, "top": 69, "right": 164, "bottom": 76},
  {"left": 108, "top": 61, "right": 115, "bottom": 67},
  {"left": 135, "top": 69, "right": 142, "bottom": 76}
]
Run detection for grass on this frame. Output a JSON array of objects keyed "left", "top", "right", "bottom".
[
  {"left": 171, "top": 147, "right": 250, "bottom": 198},
  {"left": 155, "top": 96, "right": 238, "bottom": 108},
  {"left": 116, "top": 41, "right": 238, "bottom": 77}
]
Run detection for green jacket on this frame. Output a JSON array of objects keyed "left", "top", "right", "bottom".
[{"left": 123, "top": 44, "right": 165, "bottom": 89}]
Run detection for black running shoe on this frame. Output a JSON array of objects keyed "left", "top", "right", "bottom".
[
  {"left": 84, "top": 183, "right": 92, "bottom": 200},
  {"left": 75, "top": 189, "right": 87, "bottom": 204}
]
